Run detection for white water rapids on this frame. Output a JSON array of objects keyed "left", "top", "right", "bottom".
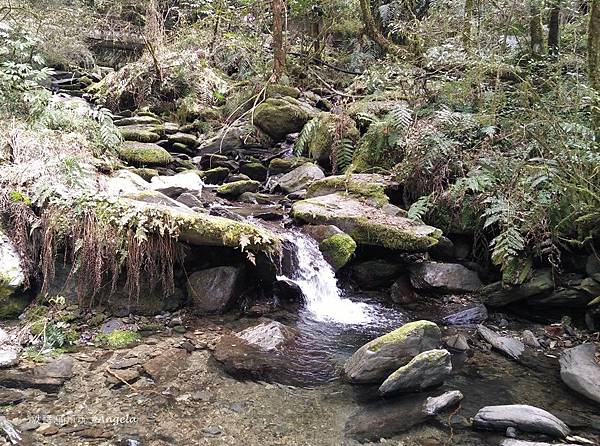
[{"left": 278, "top": 233, "right": 373, "bottom": 325}]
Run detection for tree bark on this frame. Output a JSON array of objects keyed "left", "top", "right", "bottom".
[
  {"left": 359, "top": 0, "right": 398, "bottom": 54},
  {"left": 589, "top": 0, "right": 600, "bottom": 141},
  {"left": 530, "top": 1, "right": 545, "bottom": 56},
  {"left": 463, "top": 0, "right": 475, "bottom": 47},
  {"left": 272, "top": 0, "right": 285, "bottom": 81},
  {"left": 548, "top": 3, "right": 561, "bottom": 54}
]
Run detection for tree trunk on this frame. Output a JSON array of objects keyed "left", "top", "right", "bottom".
[
  {"left": 359, "top": 0, "right": 398, "bottom": 53},
  {"left": 272, "top": 0, "right": 286, "bottom": 81},
  {"left": 589, "top": 0, "right": 600, "bottom": 141},
  {"left": 530, "top": 1, "right": 545, "bottom": 56},
  {"left": 463, "top": 0, "right": 475, "bottom": 47},
  {"left": 548, "top": 3, "right": 561, "bottom": 54}
]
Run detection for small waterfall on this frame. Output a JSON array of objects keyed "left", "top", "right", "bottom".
[{"left": 278, "top": 233, "right": 372, "bottom": 324}]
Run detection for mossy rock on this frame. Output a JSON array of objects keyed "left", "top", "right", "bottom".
[
  {"left": 0, "top": 293, "right": 30, "bottom": 319},
  {"left": 216, "top": 180, "right": 261, "bottom": 197},
  {"left": 308, "top": 113, "right": 360, "bottom": 164},
  {"left": 307, "top": 174, "right": 396, "bottom": 206},
  {"left": 201, "top": 167, "right": 230, "bottom": 185},
  {"left": 320, "top": 233, "right": 357, "bottom": 270},
  {"left": 265, "top": 84, "right": 301, "bottom": 99},
  {"left": 117, "top": 142, "right": 174, "bottom": 167},
  {"left": 344, "top": 320, "right": 442, "bottom": 383},
  {"left": 97, "top": 330, "right": 141, "bottom": 349},
  {"left": 130, "top": 168, "right": 159, "bottom": 181},
  {"left": 239, "top": 162, "right": 268, "bottom": 182},
  {"left": 114, "top": 116, "right": 162, "bottom": 127},
  {"left": 268, "top": 157, "right": 312, "bottom": 175},
  {"left": 119, "top": 126, "right": 161, "bottom": 143},
  {"left": 254, "top": 97, "right": 314, "bottom": 141},
  {"left": 168, "top": 132, "right": 199, "bottom": 147},
  {"left": 292, "top": 193, "right": 442, "bottom": 251}
]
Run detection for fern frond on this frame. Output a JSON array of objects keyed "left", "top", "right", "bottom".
[
  {"left": 335, "top": 138, "right": 355, "bottom": 173},
  {"left": 388, "top": 105, "right": 413, "bottom": 132},
  {"left": 294, "top": 117, "right": 319, "bottom": 156},
  {"left": 408, "top": 194, "right": 433, "bottom": 220}
]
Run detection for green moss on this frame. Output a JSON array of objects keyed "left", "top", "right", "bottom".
[
  {"left": 97, "top": 330, "right": 141, "bottom": 349},
  {"left": 201, "top": 167, "right": 230, "bottom": 184},
  {"left": 268, "top": 157, "right": 312, "bottom": 175},
  {"left": 308, "top": 113, "right": 360, "bottom": 164},
  {"left": 320, "top": 233, "right": 357, "bottom": 270},
  {"left": 265, "top": 84, "right": 300, "bottom": 99},
  {"left": 130, "top": 168, "right": 159, "bottom": 181},
  {"left": 307, "top": 176, "right": 389, "bottom": 206},
  {"left": 117, "top": 142, "right": 173, "bottom": 166},
  {"left": 9, "top": 190, "right": 32, "bottom": 206},
  {"left": 0, "top": 293, "right": 29, "bottom": 319},
  {"left": 216, "top": 180, "right": 261, "bottom": 197},
  {"left": 254, "top": 97, "right": 311, "bottom": 141},
  {"left": 119, "top": 127, "right": 161, "bottom": 143},
  {"left": 369, "top": 320, "right": 440, "bottom": 352}
]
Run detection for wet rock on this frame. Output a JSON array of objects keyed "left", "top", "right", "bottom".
[
  {"left": 379, "top": 349, "right": 452, "bottom": 395},
  {"left": 216, "top": 180, "right": 261, "bottom": 197},
  {"left": 273, "top": 163, "right": 325, "bottom": 194},
  {"left": 559, "top": 343, "right": 600, "bottom": 404},
  {"left": 344, "top": 390, "right": 462, "bottom": 442},
  {"left": 444, "top": 333, "right": 469, "bottom": 352},
  {"left": 349, "top": 260, "right": 403, "bottom": 290},
  {"left": 117, "top": 142, "right": 174, "bottom": 166},
  {"left": 268, "top": 157, "right": 311, "bottom": 175},
  {"left": 253, "top": 97, "right": 314, "bottom": 141},
  {"left": 429, "top": 236, "right": 455, "bottom": 260},
  {"left": 319, "top": 233, "right": 356, "bottom": 270},
  {"left": 521, "top": 330, "right": 541, "bottom": 348},
  {"left": 214, "top": 321, "right": 299, "bottom": 381},
  {"left": 344, "top": 320, "right": 441, "bottom": 384},
  {"left": 390, "top": 276, "right": 419, "bottom": 304},
  {"left": 442, "top": 304, "right": 488, "bottom": 326},
  {"left": 142, "top": 348, "right": 189, "bottom": 383},
  {"left": 239, "top": 162, "right": 268, "bottom": 182},
  {"left": 0, "top": 350, "right": 19, "bottom": 368},
  {"left": 479, "top": 269, "right": 554, "bottom": 307},
  {"left": 273, "top": 279, "right": 303, "bottom": 301},
  {"left": 292, "top": 193, "right": 442, "bottom": 251},
  {"left": 202, "top": 167, "right": 230, "bottom": 185},
  {"left": 150, "top": 172, "right": 203, "bottom": 198},
  {"left": 177, "top": 192, "right": 203, "bottom": 208},
  {"left": 409, "top": 262, "right": 482, "bottom": 294},
  {"left": 473, "top": 405, "right": 570, "bottom": 437},
  {"left": 477, "top": 325, "right": 525, "bottom": 360},
  {"left": 187, "top": 266, "right": 244, "bottom": 314}
]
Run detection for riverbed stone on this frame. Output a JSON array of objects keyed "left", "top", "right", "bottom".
[
  {"left": 390, "top": 276, "right": 419, "bottom": 304},
  {"left": 239, "top": 162, "right": 268, "bottom": 182},
  {"left": 216, "top": 180, "right": 261, "bottom": 197},
  {"left": 114, "top": 116, "right": 162, "bottom": 127},
  {"left": 268, "top": 157, "right": 311, "bottom": 175},
  {"left": 319, "top": 233, "right": 356, "bottom": 270},
  {"left": 119, "top": 125, "right": 161, "bottom": 143},
  {"left": 214, "top": 321, "right": 299, "bottom": 381},
  {"left": 442, "top": 304, "right": 488, "bottom": 326},
  {"left": 273, "top": 163, "right": 325, "bottom": 194},
  {"left": 479, "top": 268, "right": 554, "bottom": 307},
  {"left": 349, "top": 260, "right": 403, "bottom": 289},
  {"left": 254, "top": 97, "right": 314, "bottom": 141},
  {"left": 473, "top": 405, "right": 570, "bottom": 437},
  {"left": 187, "top": 266, "right": 244, "bottom": 314},
  {"left": 344, "top": 320, "right": 442, "bottom": 384},
  {"left": 202, "top": 167, "right": 230, "bottom": 184},
  {"left": 150, "top": 172, "right": 203, "bottom": 198},
  {"left": 409, "top": 262, "right": 482, "bottom": 293},
  {"left": 478, "top": 325, "right": 525, "bottom": 360},
  {"left": 379, "top": 349, "right": 452, "bottom": 395},
  {"left": 306, "top": 174, "right": 398, "bottom": 206},
  {"left": 559, "top": 343, "right": 600, "bottom": 404},
  {"left": 117, "top": 142, "right": 174, "bottom": 166},
  {"left": 292, "top": 193, "right": 442, "bottom": 251}
]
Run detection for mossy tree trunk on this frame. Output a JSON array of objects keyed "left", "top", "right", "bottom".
[
  {"left": 272, "top": 0, "right": 286, "bottom": 81},
  {"left": 530, "top": 0, "right": 545, "bottom": 56},
  {"left": 589, "top": 0, "right": 600, "bottom": 142},
  {"left": 548, "top": 2, "right": 561, "bottom": 54},
  {"left": 359, "top": 0, "right": 398, "bottom": 54},
  {"left": 463, "top": 0, "right": 475, "bottom": 48}
]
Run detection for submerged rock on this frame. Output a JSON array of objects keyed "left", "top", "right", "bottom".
[
  {"left": 344, "top": 320, "right": 441, "bottom": 383},
  {"left": 292, "top": 193, "right": 442, "bottom": 251},
  {"left": 214, "top": 321, "right": 299, "bottom": 381},
  {"left": 273, "top": 163, "right": 325, "bottom": 194},
  {"left": 473, "top": 405, "right": 570, "bottom": 437},
  {"left": 187, "top": 266, "right": 244, "bottom": 314},
  {"left": 378, "top": 349, "right": 452, "bottom": 395},
  {"left": 409, "top": 262, "right": 482, "bottom": 294},
  {"left": 559, "top": 343, "right": 600, "bottom": 404}
]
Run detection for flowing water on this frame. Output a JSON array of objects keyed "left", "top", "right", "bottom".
[{"left": 275, "top": 233, "right": 407, "bottom": 384}]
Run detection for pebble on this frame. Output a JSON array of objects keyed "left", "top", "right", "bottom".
[
  {"left": 37, "top": 423, "right": 59, "bottom": 436},
  {"left": 202, "top": 425, "right": 222, "bottom": 437},
  {"left": 522, "top": 330, "right": 541, "bottom": 348}
]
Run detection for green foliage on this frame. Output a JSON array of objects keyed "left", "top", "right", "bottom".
[
  {"left": 97, "top": 330, "right": 141, "bottom": 349},
  {"left": 294, "top": 116, "right": 319, "bottom": 156}
]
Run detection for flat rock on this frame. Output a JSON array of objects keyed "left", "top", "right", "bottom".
[
  {"left": 106, "top": 367, "right": 141, "bottom": 385},
  {"left": 442, "top": 304, "right": 488, "bottom": 326},
  {"left": 292, "top": 193, "right": 442, "bottom": 251},
  {"left": 0, "top": 389, "right": 23, "bottom": 406},
  {"left": 150, "top": 172, "right": 203, "bottom": 198},
  {"left": 0, "top": 371, "right": 64, "bottom": 393},
  {"left": 473, "top": 405, "right": 570, "bottom": 437},
  {"left": 409, "top": 262, "right": 482, "bottom": 293},
  {"left": 478, "top": 325, "right": 524, "bottom": 360},
  {"left": 142, "top": 348, "right": 189, "bottom": 383},
  {"left": 559, "top": 343, "right": 600, "bottom": 404},
  {"left": 273, "top": 163, "right": 325, "bottom": 194},
  {"left": 479, "top": 269, "right": 554, "bottom": 306},
  {"left": 117, "top": 142, "right": 174, "bottom": 166},
  {"left": 34, "top": 357, "right": 74, "bottom": 379},
  {"left": 344, "top": 320, "right": 441, "bottom": 384}
]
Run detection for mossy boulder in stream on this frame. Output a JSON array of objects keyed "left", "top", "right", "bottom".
[
  {"left": 119, "top": 126, "right": 162, "bottom": 143},
  {"left": 117, "top": 142, "right": 174, "bottom": 166},
  {"left": 319, "top": 234, "right": 356, "bottom": 270},
  {"left": 344, "top": 320, "right": 441, "bottom": 383},
  {"left": 0, "top": 231, "right": 28, "bottom": 319},
  {"left": 216, "top": 180, "right": 261, "bottom": 197},
  {"left": 254, "top": 97, "right": 314, "bottom": 141},
  {"left": 306, "top": 174, "right": 398, "bottom": 206},
  {"left": 291, "top": 193, "right": 442, "bottom": 251}
]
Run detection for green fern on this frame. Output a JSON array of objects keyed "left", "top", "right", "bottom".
[
  {"left": 388, "top": 105, "right": 413, "bottom": 131},
  {"left": 294, "top": 117, "right": 319, "bottom": 156},
  {"left": 92, "top": 108, "right": 122, "bottom": 148},
  {"left": 335, "top": 138, "right": 355, "bottom": 173},
  {"left": 408, "top": 194, "right": 434, "bottom": 220}
]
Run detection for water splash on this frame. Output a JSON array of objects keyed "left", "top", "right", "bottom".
[{"left": 278, "top": 233, "right": 372, "bottom": 324}]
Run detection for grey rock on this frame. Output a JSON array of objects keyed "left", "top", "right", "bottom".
[
  {"left": 379, "top": 349, "right": 452, "bottom": 395},
  {"left": 390, "top": 276, "right": 419, "bottom": 304},
  {"left": 34, "top": 357, "right": 74, "bottom": 379},
  {"left": 0, "top": 350, "right": 18, "bottom": 369},
  {"left": 559, "top": 343, "right": 600, "bottom": 404},
  {"left": 442, "top": 304, "right": 488, "bottom": 326},
  {"left": 501, "top": 441, "right": 580, "bottom": 446},
  {"left": 344, "top": 320, "right": 441, "bottom": 384},
  {"left": 176, "top": 192, "right": 203, "bottom": 209},
  {"left": 349, "top": 260, "right": 403, "bottom": 290},
  {"left": 505, "top": 426, "right": 518, "bottom": 438},
  {"left": 423, "top": 390, "right": 464, "bottom": 415},
  {"left": 445, "top": 333, "right": 469, "bottom": 352},
  {"left": 473, "top": 405, "right": 570, "bottom": 438},
  {"left": 409, "top": 262, "right": 482, "bottom": 293},
  {"left": 521, "top": 330, "right": 541, "bottom": 348},
  {"left": 187, "top": 266, "right": 244, "bottom": 314},
  {"left": 479, "top": 269, "right": 554, "bottom": 307},
  {"left": 478, "top": 325, "right": 525, "bottom": 360},
  {"left": 274, "top": 164, "right": 325, "bottom": 194},
  {"left": 150, "top": 172, "right": 203, "bottom": 198},
  {"left": 0, "top": 416, "right": 21, "bottom": 445}
]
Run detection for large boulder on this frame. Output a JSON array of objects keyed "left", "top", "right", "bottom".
[
  {"left": 291, "top": 193, "right": 442, "bottom": 251},
  {"left": 473, "top": 405, "right": 570, "bottom": 438},
  {"left": 559, "top": 343, "right": 600, "bottom": 404},
  {"left": 409, "top": 262, "right": 482, "bottom": 294},
  {"left": 117, "top": 142, "right": 173, "bottom": 166},
  {"left": 379, "top": 349, "right": 452, "bottom": 395},
  {"left": 150, "top": 172, "right": 203, "bottom": 198},
  {"left": 306, "top": 174, "right": 399, "bottom": 206},
  {"left": 214, "top": 321, "right": 299, "bottom": 381},
  {"left": 187, "top": 266, "right": 245, "bottom": 314},
  {"left": 0, "top": 232, "right": 27, "bottom": 319},
  {"left": 349, "top": 260, "right": 403, "bottom": 289},
  {"left": 254, "top": 97, "right": 315, "bottom": 141},
  {"left": 479, "top": 268, "right": 554, "bottom": 307},
  {"left": 273, "top": 164, "right": 325, "bottom": 194},
  {"left": 306, "top": 113, "right": 360, "bottom": 165},
  {"left": 344, "top": 320, "right": 441, "bottom": 383}
]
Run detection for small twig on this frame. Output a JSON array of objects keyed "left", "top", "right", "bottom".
[
  {"left": 105, "top": 366, "right": 138, "bottom": 394},
  {"left": 447, "top": 403, "right": 462, "bottom": 443},
  {"left": 309, "top": 69, "right": 366, "bottom": 99}
]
